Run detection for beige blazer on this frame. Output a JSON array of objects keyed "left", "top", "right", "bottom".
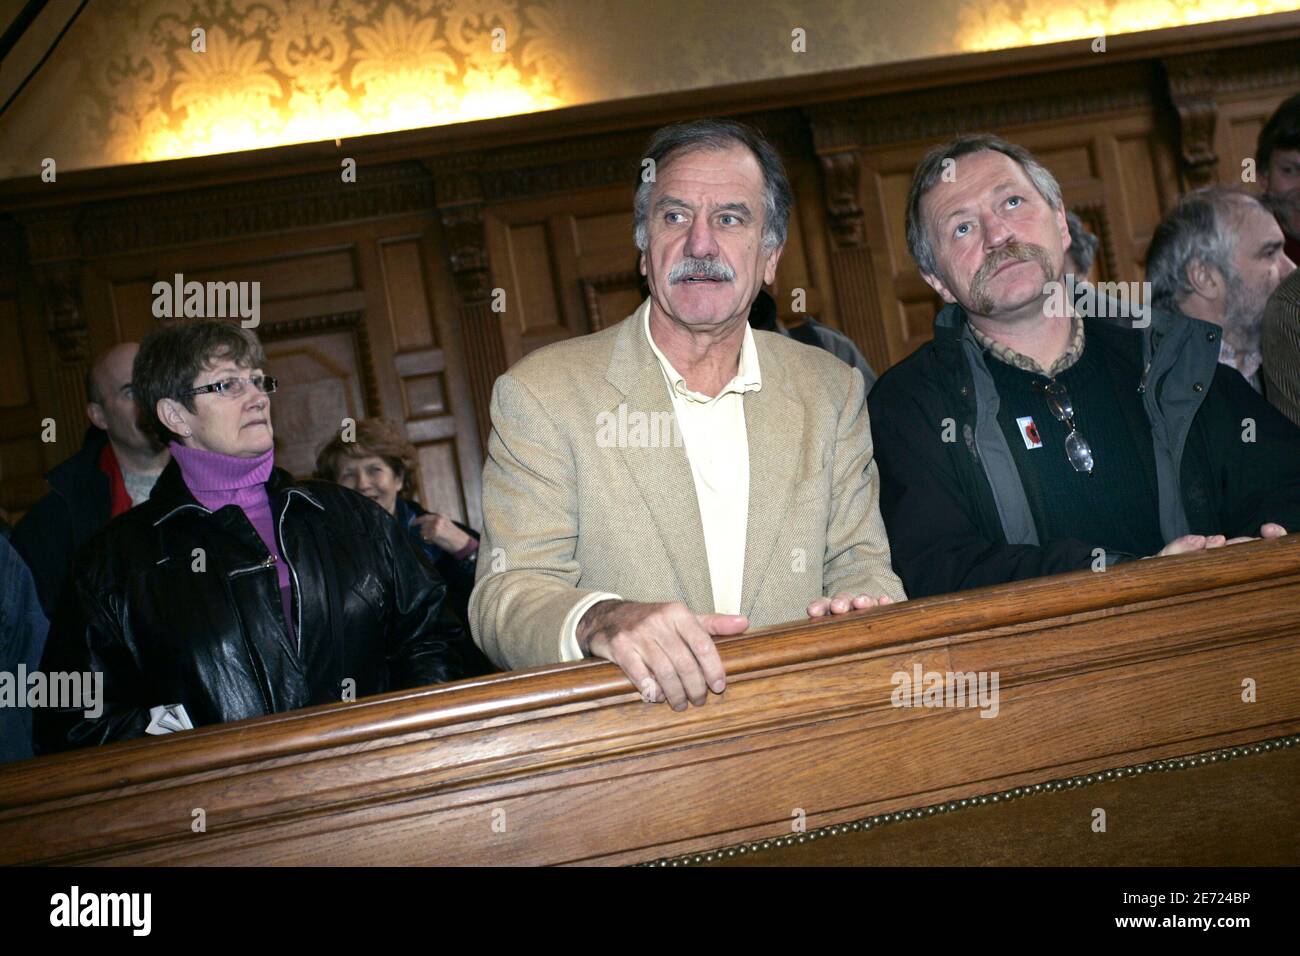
[{"left": 469, "top": 300, "right": 905, "bottom": 670}]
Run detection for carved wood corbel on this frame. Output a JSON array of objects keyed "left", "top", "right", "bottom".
[
  {"left": 806, "top": 137, "right": 891, "bottom": 373},
  {"left": 1164, "top": 53, "right": 1222, "bottom": 190},
  {"left": 429, "top": 164, "right": 505, "bottom": 449}
]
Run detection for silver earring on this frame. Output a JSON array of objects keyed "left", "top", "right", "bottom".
[{"left": 185, "top": 429, "right": 193, "bottom": 437}]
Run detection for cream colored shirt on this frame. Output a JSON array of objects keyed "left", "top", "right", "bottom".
[{"left": 557, "top": 301, "right": 762, "bottom": 661}]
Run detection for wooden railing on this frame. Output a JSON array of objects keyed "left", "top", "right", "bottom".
[{"left": 2, "top": 536, "right": 1299, "bottom": 866}]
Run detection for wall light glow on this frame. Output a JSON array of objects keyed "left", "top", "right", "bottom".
[{"left": 958, "top": 0, "right": 1300, "bottom": 52}]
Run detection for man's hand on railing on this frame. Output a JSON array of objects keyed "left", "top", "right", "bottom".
[
  {"left": 1148, "top": 523, "right": 1289, "bottom": 558},
  {"left": 577, "top": 600, "right": 747, "bottom": 711},
  {"left": 1222, "top": 523, "right": 1290, "bottom": 545},
  {"left": 806, "top": 592, "right": 896, "bottom": 618}
]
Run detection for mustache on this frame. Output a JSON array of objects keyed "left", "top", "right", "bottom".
[
  {"left": 969, "top": 240, "right": 1055, "bottom": 312},
  {"left": 667, "top": 257, "right": 735, "bottom": 284}
]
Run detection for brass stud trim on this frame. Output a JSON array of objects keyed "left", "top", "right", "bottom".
[{"left": 639, "top": 733, "right": 1300, "bottom": 867}]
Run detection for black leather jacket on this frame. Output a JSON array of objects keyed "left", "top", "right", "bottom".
[{"left": 36, "top": 460, "right": 465, "bottom": 752}]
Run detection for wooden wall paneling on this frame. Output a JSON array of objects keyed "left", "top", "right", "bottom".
[
  {"left": 417, "top": 215, "right": 485, "bottom": 529},
  {"left": 1214, "top": 88, "right": 1298, "bottom": 186},
  {"left": 375, "top": 225, "right": 480, "bottom": 527},
  {"left": 777, "top": 153, "right": 839, "bottom": 332},
  {"left": 486, "top": 213, "right": 561, "bottom": 363},
  {"left": 484, "top": 190, "right": 633, "bottom": 363},
  {"left": 377, "top": 238, "right": 435, "bottom": 350},
  {"left": 569, "top": 188, "right": 635, "bottom": 277},
  {"left": 108, "top": 278, "right": 158, "bottom": 345},
  {"left": 545, "top": 211, "right": 591, "bottom": 343},
  {"left": 0, "top": 436, "right": 46, "bottom": 516},
  {"left": 256, "top": 315, "right": 371, "bottom": 479},
  {"left": 0, "top": 223, "right": 60, "bottom": 516},
  {"left": 15, "top": 211, "right": 92, "bottom": 475},
  {"left": 813, "top": 149, "right": 893, "bottom": 374},
  {"left": 852, "top": 142, "right": 941, "bottom": 367},
  {"left": 0, "top": 263, "right": 50, "bottom": 515},
  {"left": 581, "top": 272, "right": 643, "bottom": 332},
  {"left": 569, "top": 184, "right": 641, "bottom": 330},
  {"left": 433, "top": 162, "right": 508, "bottom": 457},
  {"left": 1096, "top": 123, "right": 1162, "bottom": 280},
  {"left": 348, "top": 225, "right": 414, "bottom": 421}
]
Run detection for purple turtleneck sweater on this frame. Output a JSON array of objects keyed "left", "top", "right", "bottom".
[{"left": 170, "top": 442, "right": 295, "bottom": 641}]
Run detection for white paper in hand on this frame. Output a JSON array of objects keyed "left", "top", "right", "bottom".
[{"left": 145, "top": 703, "right": 195, "bottom": 735}]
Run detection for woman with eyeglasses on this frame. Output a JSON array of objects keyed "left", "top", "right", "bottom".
[{"left": 36, "top": 320, "right": 465, "bottom": 752}]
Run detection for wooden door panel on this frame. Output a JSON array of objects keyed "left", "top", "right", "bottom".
[{"left": 261, "top": 328, "right": 368, "bottom": 479}]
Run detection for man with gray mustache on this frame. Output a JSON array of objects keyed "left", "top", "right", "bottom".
[
  {"left": 867, "top": 133, "right": 1300, "bottom": 598},
  {"left": 470, "top": 118, "right": 904, "bottom": 708}
]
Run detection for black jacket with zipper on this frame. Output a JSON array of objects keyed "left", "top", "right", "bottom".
[
  {"left": 35, "top": 458, "right": 465, "bottom": 752},
  {"left": 867, "top": 303, "right": 1300, "bottom": 598}
]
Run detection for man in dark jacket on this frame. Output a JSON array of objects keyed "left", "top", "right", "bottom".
[
  {"left": 11, "top": 343, "right": 169, "bottom": 617},
  {"left": 868, "top": 134, "right": 1300, "bottom": 598}
]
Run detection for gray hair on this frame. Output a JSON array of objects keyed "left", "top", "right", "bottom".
[
  {"left": 1065, "top": 211, "right": 1099, "bottom": 275},
  {"left": 1145, "top": 185, "right": 1269, "bottom": 310},
  {"left": 133, "top": 320, "right": 267, "bottom": 444},
  {"left": 633, "top": 118, "right": 791, "bottom": 253},
  {"left": 905, "top": 134, "right": 1064, "bottom": 278}
]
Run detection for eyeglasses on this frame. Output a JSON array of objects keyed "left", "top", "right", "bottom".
[
  {"left": 1032, "top": 379, "right": 1094, "bottom": 475},
  {"left": 179, "top": 375, "right": 278, "bottom": 399}
]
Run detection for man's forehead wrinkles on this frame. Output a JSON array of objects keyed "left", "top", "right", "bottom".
[
  {"left": 655, "top": 174, "right": 760, "bottom": 200},
  {"left": 929, "top": 171, "right": 1029, "bottom": 224},
  {"left": 656, "top": 160, "right": 763, "bottom": 198}
]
